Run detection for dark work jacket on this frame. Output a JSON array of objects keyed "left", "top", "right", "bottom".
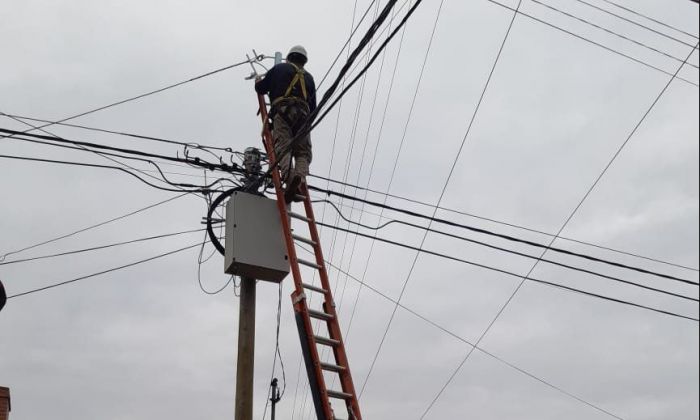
[{"left": 255, "top": 62, "right": 317, "bottom": 113}]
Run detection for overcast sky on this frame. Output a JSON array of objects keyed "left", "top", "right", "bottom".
[{"left": 1, "top": 0, "right": 698, "bottom": 419}]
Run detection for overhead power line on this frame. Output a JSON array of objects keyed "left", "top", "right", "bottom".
[
  {"left": 601, "top": 0, "right": 700, "bottom": 40},
  {"left": 362, "top": 0, "right": 516, "bottom": 401},
  {"left": 6, "top": 242, "right": 204, "bottom": 299},
  {"left": 10, "top": 107, "right": 686, "bottom": 274},
  {"left": 307, "top": 178, "right": 699, "bottom": 272},
  {"left": 316, "top": 199, "right": 698, "bottom": 302},
  {"left": 318, "top": 0, "right": 380, "bottom": 88},
  {"left": 314, "top": 221, "right": 699, "bottom": 322},
  {"left": 419, "top": 39, "right": 700, "bottom": 420},
  {"left": 530, "top": 0, "right": 699, "bottom": 69},
  {"left": 7, "top": 131, "right": 240, "bottom": 191},
  {"left": 0, "top": 154, "right": 218, "bottom": 193},
  {"left": 0, "top": 229, "right": 204, "bottom": 266},
  {"left": 3, "top": 111, "right": 197, "bottom": 193},
  {"left": 571, "top": 0, "right": 698, "bottom": 48},
  {"left": 8, "top": 113, "right": 695, "bottom": 277},
  {"left": 482, "top": 0, "right": 699, "bottom": 87},
  {"left": 308, "top": 185, "right": 698, "bottom": 286},
  {"left": 7, "top": 134, "right": 235, "bottom": 192},
  {"left": 311, "top": 0, "right": 430, "bottom": 131},
  {"left": 0, "top": 193, "right": 189, "bottom": 263},
  {"left": 0, "top": 128, "right": 243, "bottom": 176},
  {"left": 298, "top": 246, "right": 625, "bottom": 420},
  {"left": 246, "top": 0, "right": 413, "bottom": 189},
  {"left": 294, "top": 2, "right": 399, "bottom": 414},
  {"left": 1, "top": 113, "right": 233, "bottom": 153},
  {"left": 0, "top": 56, "right": 268, "bottom": 142}
]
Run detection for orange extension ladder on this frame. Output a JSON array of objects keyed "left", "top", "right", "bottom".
[{"left": 256, "top": 93, "right": 363, "bottom": 420}]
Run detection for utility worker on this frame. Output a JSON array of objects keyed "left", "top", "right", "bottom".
[{"left": 255, "top": 45, "right": 317, "bottom": 203}]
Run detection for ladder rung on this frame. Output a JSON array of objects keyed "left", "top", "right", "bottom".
[
  {"left": 302, "top": 283, "right": 328, "bottom": 294},
  {"left": 292, "top": 234, "right": 317, "bottom": 247},
  {"left": 321, "top": 362, "right": 346, "bottom": 373},
  {"left": 309, "top": 309, "right": 334, "bottom": 321},
  {"left": 289, "top": 211, "right": 312, "bottom": 223},
  {"left": 298, "top": 258, "right": 322, "bottom": 270},
  {"left": 314, "top": 335, "right": 340, "bottom": 347},
  {"left": 294, "top": 194, "right": 307, "bottom": 201},
  {"left": 327, "top": 389, "right": 354, "bottom": 400}
]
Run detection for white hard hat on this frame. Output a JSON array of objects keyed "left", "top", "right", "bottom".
[{"left": 287, "top": 45, "right": 308, "bottom": 61}]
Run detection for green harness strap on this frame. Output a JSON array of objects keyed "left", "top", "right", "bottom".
[{"left": 272, "top": 62, "right": 308, "bottom": 107}]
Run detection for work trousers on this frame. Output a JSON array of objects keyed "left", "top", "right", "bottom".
[{"left": 272, "top": 103, "right": 312, "bottom": 183}]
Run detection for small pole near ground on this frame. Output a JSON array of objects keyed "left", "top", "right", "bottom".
[{"left": 270, "top": 378, "right": 281, "bottom": 420}]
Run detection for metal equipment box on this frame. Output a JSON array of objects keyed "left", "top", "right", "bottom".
[{"left": 224, "top": 192, "right": 289, "bottom": 283}]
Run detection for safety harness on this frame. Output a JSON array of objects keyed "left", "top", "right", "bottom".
[
  {"left": 271, "top": 62, "right": 309, "bottom": 109},
  {"left": 270, "top": 62, "right": 310, "bottom": 137}
]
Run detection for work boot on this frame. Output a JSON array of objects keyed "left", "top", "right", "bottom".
[
  {"left": 284, "top": 174, "right": 302, "bottom": 204},
  {"left": 292, "top": 178, "right": 306, "bottom": 202}
]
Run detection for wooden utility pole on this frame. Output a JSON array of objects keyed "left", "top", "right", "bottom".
[{"left": 234, "top": 277, "right": 256, "bottom": 420}]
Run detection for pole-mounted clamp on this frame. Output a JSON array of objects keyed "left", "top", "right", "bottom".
[{"left": 292, "top": 291, "right": 307, "bottom": 305}]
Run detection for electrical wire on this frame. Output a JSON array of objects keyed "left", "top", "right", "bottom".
[
  {"left": 206, "top": 187, "right": 246, "bottom": 256},
  {"left": 262, "top": 282, "right": 287, "bottom": 420},
  {"left": 29, "top": 0, "right": 699, "bottom": 273},
  {"left": 314, "top": 2, "right": 395, "bottom": 404},
  {"left": 571, "top": 0, "right": 699, "bottom": 49},
  {"left": 6, "top": 242, "right": 204, "bottom": 299},
  {"left": 318, "top": 0, "right": 380, "bottom": 88},
  {"left": 331, "top": 0, "right": 400, "bottom": 335},
  {"left": 358, "top": 0, "right": 521, "bottom": 398},
  {"left": 7, "top": 134, "right": 234, "bottom": 191},
  {"left": 0, "top": 111, "right": 232, "bottom": 176},
  {"left": 309, "top": 185, "right": 698, "bottom": 286},
  {"left": 304, "top": 2, "right": 430, "bottom": 412},
  {"left": 337, "top": 0, "right": 700, "bottom": 88},
  {"left": 0, "top": 228, "right": 204, "bottom": 266},
  {"left": 0, "top": 192, "right": 189, "bottom": 263},
  {"left": 310, "top": 0, "right": 427, "bottom": 131},
  {"left": 530, "top": 0, "right": 699, "bottom": 69},
  {"left": 197, "top": 275, "right": 233, "bottom": 295},
  {"left": 0, "top": 56, "right": 269, "bottom": 142},
  {"left": 481, "top": 0, "right": 699, "bottom": 87},
  {"left": 306, "top": 176, "right": 699, "bottom": 272},
  {"left": 0, "top": 154, "right": 219, "bottom": 194},
  {"left": 196, "top": 226, "right": 233, "bottom": 295},
  {"left": 418, "top": 40, "right": 700, "bottom": 420},
  {"left": 315, "top": 199, "right": 698, "bottom": 302},
  {"left": 0, "top": 128, "right": 242, "bottom": 176},
  {"left": 327, "top": 0, "right": 413, "bottom": 94},
  {"left": 1, "top": 112, "right": 234, "bottom": 153},
  {"left": 335, "top": 1, "right": 414, "bottom": 353},
  {"left": 293, "top": 2, "right": 368, "bottom": 415},
  {"left": 249, "top": 0, "right": 420, "bottom": 191},
  {"left": 308, "top": 196, "right": 695, "bottom": 286},
  {"left": 3, "top": 112, "right": 194, "bottom": 193},
  {"left": 297, "top": 245, "right": 626, "bottom": 420},
  {"left": 601, "top": 0, "right": 699, "bottom": 40},
  {"left": 313, "top": 221, "right": 699, "bottom": 322}
]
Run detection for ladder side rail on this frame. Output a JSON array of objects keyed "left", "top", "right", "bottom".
[
  {"left": 256, "top": 93, "right": 334, "bottom": 420},
  {"left": 301, "top": 185, "right": 363, "bottom": 420}
]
